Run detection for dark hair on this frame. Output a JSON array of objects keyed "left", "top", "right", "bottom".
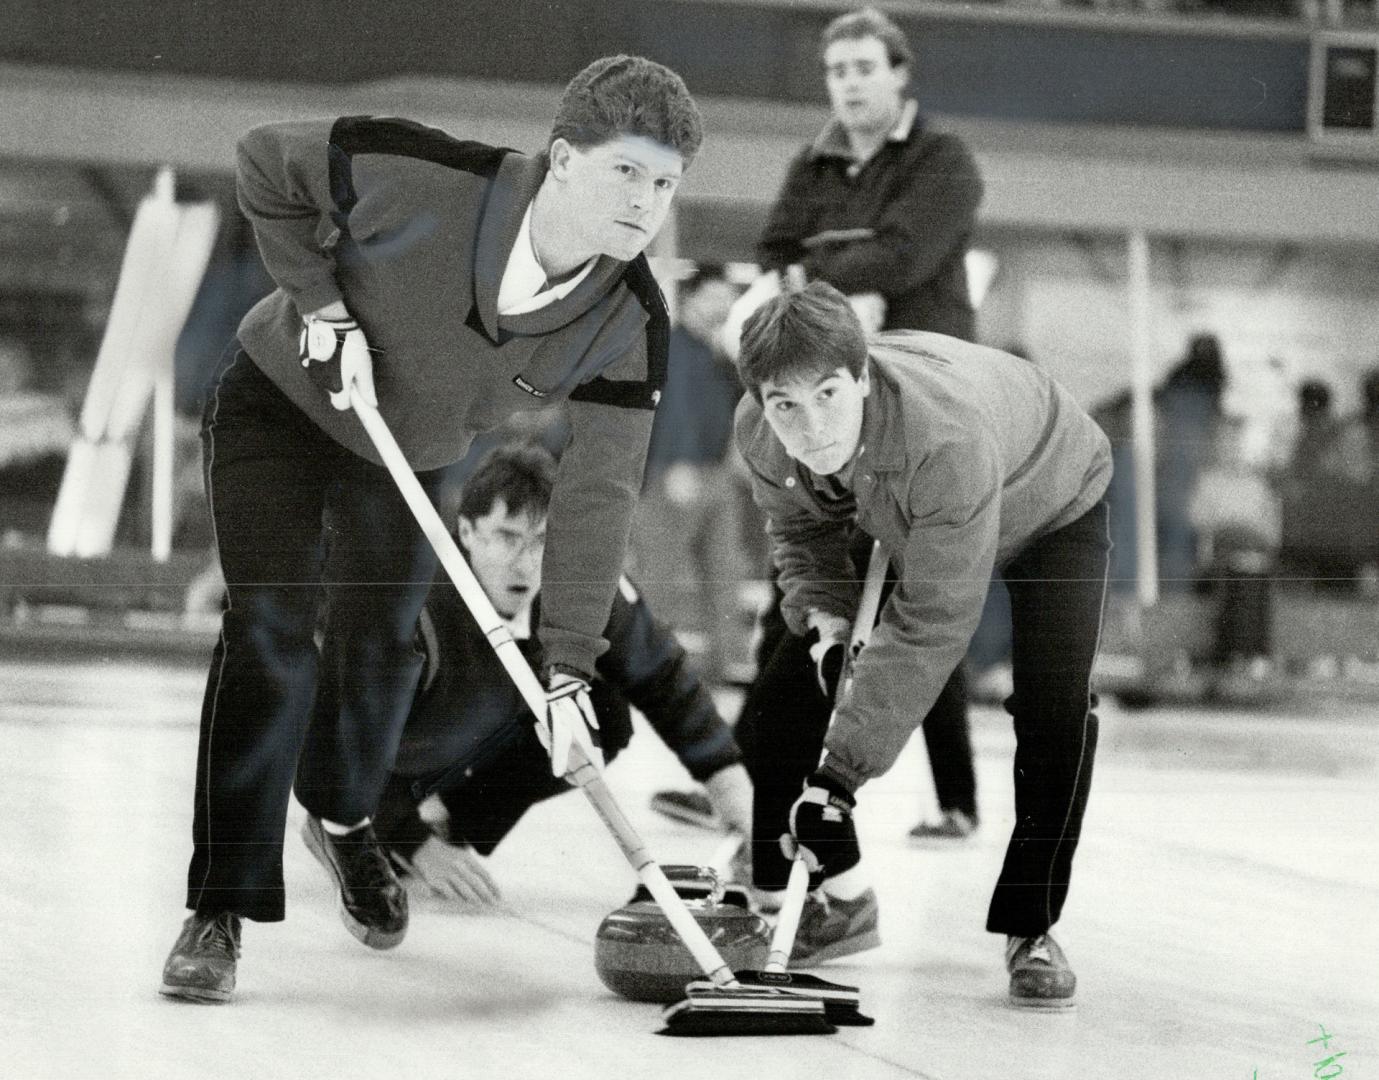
[
  {"left": 1298, "top": 378, "right": 1332, "bottom": 415},
  {"left": 457, "top": 444, "right": 558, "bottom": 525},
  {"left": 736, "top": 280, "right": 868, "bottom": 401},
  {"left": 821, "top": 7, "right": 913, "bottom": 69},
  {"left": 549, "top": 55, "right": 703, "bottom": 163}
]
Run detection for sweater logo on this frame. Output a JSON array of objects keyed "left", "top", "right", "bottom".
[{"left": 512, "top": 375, "right": 548, "bottom": 399}]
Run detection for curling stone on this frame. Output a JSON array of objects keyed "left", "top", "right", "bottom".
[{"left": 594, "top": 866, "right": 769, "bottom": 1003}]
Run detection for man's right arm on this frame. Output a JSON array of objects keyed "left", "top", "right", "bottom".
[{"left": 236, "top": 119, "right": 348, "bottom": 318}]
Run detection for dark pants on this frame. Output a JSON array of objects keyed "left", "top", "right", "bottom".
[
  {"left": 741, "top": 501, "right": 1109, "bottom": 936},
  {"left": 186, "top": 352, "right": 445, "bottom": 921},
  {"left": 986, "top": 500, "right": 1109, "bottom": 936}
]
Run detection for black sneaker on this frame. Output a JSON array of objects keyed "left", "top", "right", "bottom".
[
  {"left": 790, "top": 889, "right": 881, "bottom": 968},
  {"left": 1006, "top": 933, "right": 1077, "bottom": 1009},
  {"left": 648, "top": 789, "right": 724, "bottom": 832},
  {"left": 159, "top": 910, "right": 241, "bottom": 1003},
  {"left": 301, "top": 816, "right": 408, "bottom": 950}
]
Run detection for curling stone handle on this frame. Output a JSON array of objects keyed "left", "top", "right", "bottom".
[
  {"left": 766, "top": 856, "right": 812, "bottom": 973},
  {"left": 661, "top": 865, "right": 725, "bottom": 907}
]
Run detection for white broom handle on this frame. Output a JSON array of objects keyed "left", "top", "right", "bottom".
[
  {"left": 766, "top": 858, "right": 812, "bottom": 972},
  {"left": 351, "top": 391, "right": 548, "bottom": 716},
  {"left": 850, "top": 539, "right": 887, "bottom": 657},
  {"left": 350, "top": 390, "right": 737, "bottom": 989}
]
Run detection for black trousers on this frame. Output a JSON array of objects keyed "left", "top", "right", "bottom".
[
  {"left": 186, "top": 352, "right": 445, "bottom": 921},
  {"left": 741, "top": 501, "right": 1109, "bottom": 937}
]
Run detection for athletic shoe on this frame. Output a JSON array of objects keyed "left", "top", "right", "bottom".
[
  {"left": 301, "top": 816, "right": 408, "bottom": 950},
  {"left": 1006, "top": 933, "right": 1077, "bottom": 1009},
  {"left": 907, "top": 809, "right": 979, "bottom": 844},
  {"left": 648, "top": 789, "right": 724, "bottom": 832},
  {"left": 159, "top": 910, "right": 241, "bottom": 1003},
  {"left": 790, "top": 889, "right": 881, "bottom": 967}
]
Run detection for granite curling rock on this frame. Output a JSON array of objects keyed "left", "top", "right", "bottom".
[{"left": 594, "top": 865, "right": 769, "bottom": 1003}]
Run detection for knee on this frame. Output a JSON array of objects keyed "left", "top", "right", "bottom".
[{"left": 225, "top": 588, "right": 319, "bottom": 657}]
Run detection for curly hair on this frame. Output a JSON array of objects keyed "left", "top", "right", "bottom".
[{"left": 549, "top": 55, "right": 704, "bottom": 163}]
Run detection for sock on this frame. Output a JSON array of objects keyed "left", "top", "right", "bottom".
[
  {"left": 321, "top": 816, "right": 370, "bottom": 836},
  {"left": 819, "top": 863, "right": 870, "bottom": 902}
]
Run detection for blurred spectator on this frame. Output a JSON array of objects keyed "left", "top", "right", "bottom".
[
  {"left": 1188, "top": 416, "right": 1281, "bottom": 689},
  {"left": 1279, "top": 376, "right": 1371, "bottom": 589},
  {"left": 630, "top": 266, "right": 754, "bottom": 681},
  {"left": 1156, "top": 333, "right": 1228, "bottom": 592},
  {"left": 1096, "top": 332, "right": 1227, "bottom": 595}
]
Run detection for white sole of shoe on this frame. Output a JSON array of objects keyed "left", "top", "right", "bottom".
[{"left": 158, "top": 981, "right": 232, "bottom": 1004}]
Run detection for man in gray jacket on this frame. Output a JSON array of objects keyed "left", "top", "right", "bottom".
[{"left": 735, "top": 282, "right": 1111, "bottom": 1009}]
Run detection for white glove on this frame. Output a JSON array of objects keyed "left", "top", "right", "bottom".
[
  {"left": 299, "top": 314, "right": 378, "bottom": 411},
  {"left": 703, "top": 763, "right": 753, "bottom": 837},
  {"left": 394, "top": 835, "right": 501, "bottom": 907},
  {"left": 536, "top": 671, "right": 603, "bottom": 778}
]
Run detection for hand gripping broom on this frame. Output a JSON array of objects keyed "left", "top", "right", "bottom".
[
  {"left": 351, "top": 391, "right": 834, "bottom": 1037},
  {"left": 667, "top": 540, "right": 886, "bottom": 1031}
]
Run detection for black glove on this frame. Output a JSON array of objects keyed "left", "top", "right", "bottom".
[{"left": 783, "top": 772, "right": 860, "bottom": 889}]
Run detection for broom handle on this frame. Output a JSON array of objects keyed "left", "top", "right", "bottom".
[
  {"left": 766, "top": 858, "right": 812, "bottom": 972},
  {"left": 351, "top": 391, "right": 737, "bottom": 989}
]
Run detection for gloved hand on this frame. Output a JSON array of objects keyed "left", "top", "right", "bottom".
[
  {"left": 393, "top": 835, "right": 501, "bottom": 907},
  {"left": 703, "top": 763, "right": 753, "bottom": 837},
  {"left": 299, "top": 312, "right": 378, "bottom": 411},
  {"left": 783, "top": 772, "right": 860, "bottom": 889},
  {"left": 535, "top": 669, "right": 603, "bottom": 778}
]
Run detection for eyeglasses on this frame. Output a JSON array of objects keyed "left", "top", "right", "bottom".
[{"left": 466, "top": 521, "right": 546, "bottom": 559}]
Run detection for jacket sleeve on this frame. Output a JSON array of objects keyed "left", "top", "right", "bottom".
[
  {"left": 802, "top": 135, "right": 982, "bottom": 299},
  {"left": 594, "top": 579, "right": 741, "bottom": 781},
  {"left": 755, "top": 148, "right": 817, "bottom": 274},
  {"left": 820, "top": 437, "right": 1001, "bottom": 792},
  {"left": 538, "top": 276, "right": 666, "bottom": 678},
  {"left": 236, "top": 119, "right": 349, "bottom": 317}
]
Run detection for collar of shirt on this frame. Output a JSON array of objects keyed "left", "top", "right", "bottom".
[
  {"left": 810, "top": 98, "right": 919, "bottom": 171},
  {"left": 496, "top": 202, "right": 596, "bottom": 316}
]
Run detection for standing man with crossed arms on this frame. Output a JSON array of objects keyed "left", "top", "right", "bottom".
[
  {"left": 729, "top": 4, "right": 986, "bottom": 969},
  {"left": 160, "top": 56, "right": 703, "bottom": 1003}
]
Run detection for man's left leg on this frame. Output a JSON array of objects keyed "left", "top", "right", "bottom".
[
  {"left": 987, "top": 500, "right": 1110, "bottom": 1008},
  {"left": 294, "top": 459, "right": 445, "bottom": 949}
]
